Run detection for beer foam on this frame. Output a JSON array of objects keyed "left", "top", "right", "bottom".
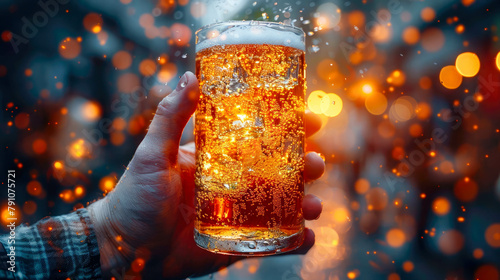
[{"left": 196, "top": 23, "right": 305, "bottom": 52}]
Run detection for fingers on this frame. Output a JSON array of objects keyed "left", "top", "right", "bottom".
[
  {"left": 304, "top": 152, "right": 325, "bottom": 182},
  {"left": 303, "top": 194, "right": 322, "bottom": 220},
  {"left": 305, "top": 111, "right": 322, "bottom": 138},
  {"left": 141, "top": 72, "right": 200, "bottom": 163}
]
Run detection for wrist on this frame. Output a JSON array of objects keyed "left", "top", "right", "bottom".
[{"left": 88, "top": 195, "right": 133, "bottom": 277}]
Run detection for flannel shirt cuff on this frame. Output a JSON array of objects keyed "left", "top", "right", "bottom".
[{"left": 0, "top": 208, "right": 102, "bottom": 280}]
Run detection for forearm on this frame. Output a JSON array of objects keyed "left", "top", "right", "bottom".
[{"left": 0, "top": 208, "right": 102, "bottom": 280}]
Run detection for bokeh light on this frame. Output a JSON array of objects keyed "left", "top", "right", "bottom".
[
  {"left": 420, "top": 7, "right": 436, "bottom": 22},
  {"left": 438, "top": 230, "right": 464, "bottom": 255},
  {"left": 440, "top": 65, "right": 463, "bottom": 89},
  {"left": 402, "top": 26, "right": 420, "bottom": 45},
  {"left": 421, "top": 28, "right": 445, "bottom": 52},
  {"left": 99, "top": 175, "right": 117, "bottom": 192},
  {"left": 455, "top": 52, "right": 480, "bottom": 77},
  {"left": 83, "top": 13, "right": 103, "bottom": 34},
  {"left": 315, "top": 3, "right": 341, "bottom": 30},
  {"left": 496, "top": 52, "right": 500, "bottom": 71},
  {"left": 308, "top": 90, "right": 328, "bottom": 114},
  {"left": 365, "top": 92, "right": 387, "bottom": 115},
  {"left": 1, "top": 1, "right": 500, "bottom": 279},
  {"left": 320, "top": 93, "right": 343, "bottom": 117},
  {"left": 386, "top": 228, "right": 406, "bottom": 247},
  {"left": 432, "top": 197, "right": 451, "bottom": 216},
  {"left": 59, "top": 37, "right": 81, "bottom": 59},
  {"left": 112, "top": 51, "right": 133, "bottom": 70},
  {"left": 485, "top": 224, "right": 500, "bottom": 248}
]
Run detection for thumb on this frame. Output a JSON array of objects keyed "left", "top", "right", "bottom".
[{"left": 139, "top": 71, "right": 200, "bottom": 164}]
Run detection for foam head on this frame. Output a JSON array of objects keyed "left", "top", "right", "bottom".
[{"left": 196, "top": 21, "right": 305, "bottom": 52}]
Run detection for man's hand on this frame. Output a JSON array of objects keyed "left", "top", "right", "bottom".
[{"left": 88, "top": 71, "right": 325, "bottom": 279}]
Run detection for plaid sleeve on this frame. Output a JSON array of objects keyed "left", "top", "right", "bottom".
[{"left": 0, "top": 208, "right": 102, "bottom": 280}]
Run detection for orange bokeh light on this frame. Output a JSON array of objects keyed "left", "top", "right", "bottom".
[
  {"left": 454, "top": 177, "right": 478, "bottom": 202},
  {"left": 420, "top": 7, "right": 436, "bottom": 22},
  {"left": 438, "top": 230, "right": 464, "bottom": 255},
  {"left": 14, "top": 112, "right": 30, "bottom": 129},
  {"left": 402, "top": 26, "right": 420, "bottom": 45},
  {"left": 112, "top": 51, "right": 133, "bottom": 70},
  {"left": 139, "top": 59, "right": 157, "bottom": 76},
  {"left": 354, "top": 178, "right": 370, "bottom": 194},
  {"left": 439, "top": 65, "right": 463, "bottom": 89},
  {"left": 59, "top": 37, "right": 81, "bottom": 59},
  {"left": 27, "top": 180, "right": 43, "bottom": 197},
  {"left": 32, "top": 138, "right": 47, "bottom": 154},
  {"left": 82, "top": 101, "right": 101, "bottom": 121},
  {"left": 432, "top": 197, "right": 451, "bottom": 216},
  {"left": 100, "top": 176, "right": 117, "bottom": 192},
  {"left": 485, "top": 224, "right": 500, "bottom": 248},
  {"left": 386, "top": 228, "right": 406, "bottom": 247},
  {"left": 83, "top": 13, "right": 103, "bottom": 33}
]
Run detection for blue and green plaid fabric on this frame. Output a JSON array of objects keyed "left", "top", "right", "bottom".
[{"left": 0, "top": 208, "right": 102, "bottom": 279}]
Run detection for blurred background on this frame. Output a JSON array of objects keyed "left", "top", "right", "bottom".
[{"left": 1, "top": 0, "right": 500, "bottom": 279}]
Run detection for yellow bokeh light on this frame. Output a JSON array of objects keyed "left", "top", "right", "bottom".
[
  {"left": 365, "top": 92, "right": 387, "bottom": 115},
  {"left": 320, "top": 93, "right": 343, "bottom": 117},
  {"left": 92, "top": 25, "right": 101, "bottom": 33},
  {"left": 83, "top": 13, "right": 103, "bottom": 33},
  {"left": 439, "top": 65, "right": 463, "bottom": 89},
  {"left": 59, "top": 189, "right": 75, "bottom": 203},
  {"left": 387, "top": 70, "right": 406, "bottom": 86},
  {"left": 69, "top": 138, "right": 89, "bottom": 158},
  {"left": 54, "top": 161, "right": 63, "bottom": 169},
  {"left": 347, "top": 271, "right": 358, "bottom": 279},
  {"left": 495, "top": 52, "right": 500, "bottom": 71},
  {"left": 455, "top": 52, "right": 480, "bottom": 77},
  {"left": 333, "top": 208, "right": 350, "bottom": 224},
  {"left": 362, "top": 84, "right": 373, "bottom": 94},
  {"left": 74, "top": 185, "right": 85, "bottom": 197},
  {"left": 314, "top": 226, "right": 340, "bottom": 248},
  {"left": 99, "top": 176, "right": 117, "bottom": 192},
  {"left": 1, "top": 207, "right": 21, "bottom": 227},
  {"left": 307, "top": 90, "right": 328, "bottom": 114}
]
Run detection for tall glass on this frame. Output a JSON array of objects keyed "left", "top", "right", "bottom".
[{"left": 194, "top": 21, "right": 306, "bottom": 255}]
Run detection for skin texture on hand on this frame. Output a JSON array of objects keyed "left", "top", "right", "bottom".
[{"left": 88, "top": 71, "right": 325, "bottom": 279}]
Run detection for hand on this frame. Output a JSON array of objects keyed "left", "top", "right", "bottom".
[{"left": 88, "top": 71, "right": 325, "bottom": 279}]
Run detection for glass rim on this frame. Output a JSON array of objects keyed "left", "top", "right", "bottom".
[{"left": 195, "top": 20, "right": 305, "bottom": 37}]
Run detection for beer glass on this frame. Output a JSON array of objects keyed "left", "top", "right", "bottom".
[{"left": 194, "top": 21, "right": 306, "bottom": 255}]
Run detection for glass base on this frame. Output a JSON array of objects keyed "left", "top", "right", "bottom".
[{"left": 194, "top": 228, "right": 304, "bottom": 256}]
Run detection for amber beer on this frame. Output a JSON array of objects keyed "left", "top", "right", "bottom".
[{"left": 194, "top": 21, "right": 306, "bottom": 255}]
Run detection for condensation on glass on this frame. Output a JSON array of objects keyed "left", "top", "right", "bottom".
[{"left": 194, "top": 21, "right": 306, "bottom": 255}]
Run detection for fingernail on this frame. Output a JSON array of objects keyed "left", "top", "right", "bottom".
[{"left": 176, "top": 73, "right": 188, "bottom": 91}]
